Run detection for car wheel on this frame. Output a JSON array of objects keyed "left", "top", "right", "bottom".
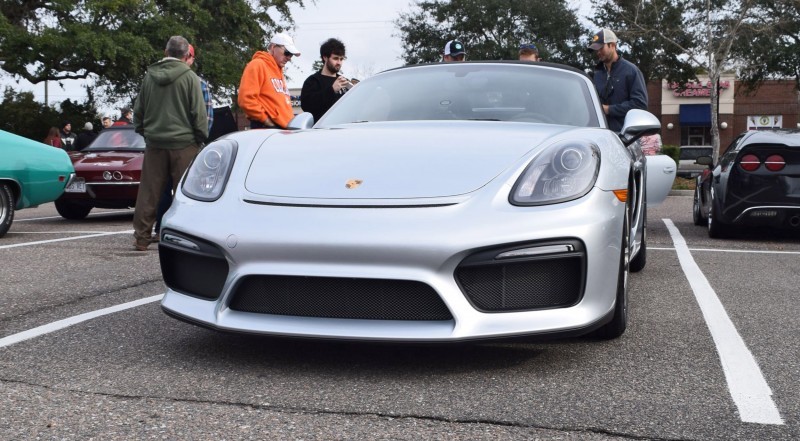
[
  {"left": 630, "top": 198, "right": 646, "bottom": 273},
  {"left": 692, "top": 186, "right": 706, "bottom": 226},
  {"left": 54, "top": 199, "right": 92, "bottom": 220},
  {"left": 593, "top": 199, "right": 630, "bottom": 340},
  {"left": 707, "top": 190, "right": 731, "bottom": 239},
  {"left": 0, "top": 183, "right": 15, "bottom": 238}
]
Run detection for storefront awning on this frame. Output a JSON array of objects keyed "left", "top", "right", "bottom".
[{"left": 679, "top": 104, "right": 711, "bottom": 126}]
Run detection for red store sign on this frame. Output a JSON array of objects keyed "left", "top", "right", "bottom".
[{"left": 667, "top": 80, "right": 731, "bottom": 97}]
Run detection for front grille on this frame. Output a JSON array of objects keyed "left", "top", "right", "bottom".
[
  {"left": 456, "top": 243, "right": 584, "bottom": 312},
  {"left": 228, "top": 276, "right": 453, "bottom": 321}
]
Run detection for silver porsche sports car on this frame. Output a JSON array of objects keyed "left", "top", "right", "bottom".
[{"left": 160, "top": 61, "right": 676, "bottom": 341}]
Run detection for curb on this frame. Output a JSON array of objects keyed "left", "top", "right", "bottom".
[{"left": 669, "top": 190, "right": 693, "bottom": 196}]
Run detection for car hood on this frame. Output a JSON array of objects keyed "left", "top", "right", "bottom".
[
  {"left": 245, "top": 122, "right": 573, "bottom": 200},
  {"left": 69, "top": 150, "right": 143, "bottom": 170}
]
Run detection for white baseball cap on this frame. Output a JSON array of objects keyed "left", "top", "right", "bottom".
[{"left": 271, "top": 32, "right": 301, "bottom": 56}]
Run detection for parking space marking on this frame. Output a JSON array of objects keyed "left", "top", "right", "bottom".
[
  {"left": 9, "top": 231, "right": 126, "bottom": 235},
  {"left": 651, "top": 247, "right": 800, "bottom": 255},
  {"left": 663, "top": 219, "right": 784, "bottom": 425},
  {"left": 0, "top": 295, "right": 163, "bottom": 349},
  {"left": 0, "top": 230, "right": 134, "bottom": 250},
  {"left": 15, "top": 210, "right": 133, "bottom": 222}
]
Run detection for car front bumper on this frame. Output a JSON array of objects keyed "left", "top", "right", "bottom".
[{"left": 160, "top": 187, "right": 626, "bottom": 341}]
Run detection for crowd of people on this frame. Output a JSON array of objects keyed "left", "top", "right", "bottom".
[
  {"left": 42, "top": 108, "right": 133, "bottom": 151},
  {"left": 39, "top": 28, "right": 650, "bottom": 250}
]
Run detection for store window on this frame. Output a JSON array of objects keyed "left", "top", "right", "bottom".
[{"left": 680, "top": 126, "right": 711, "bottom": 146}]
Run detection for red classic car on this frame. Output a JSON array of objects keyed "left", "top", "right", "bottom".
[{"left": 55, "top": 126, "right": 144, "bottom": 219}]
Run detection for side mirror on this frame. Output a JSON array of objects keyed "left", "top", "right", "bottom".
[
  {"left": 286, "top": 112, "right": 314, "bottom": 130},
  {"left": 618, "top": 109, "right": 661, "bottom": 146},
  {"left": 696, "top": 155, "right": 713, "bottom": 166}
]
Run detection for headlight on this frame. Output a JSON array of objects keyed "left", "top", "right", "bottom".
[
  {"left": 510, "top": 141, "right": 600, "bottom": 206},
  {"left": 181, "top": 139, "right": 237, "bottom": 201}
]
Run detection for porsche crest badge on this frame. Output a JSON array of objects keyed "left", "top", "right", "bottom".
[{"left": 345, "top": 179, "right": 363, "bottom": 189}]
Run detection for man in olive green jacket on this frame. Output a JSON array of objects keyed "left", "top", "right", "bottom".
[{"left": 132, "top": 35, "right": 208, "bottom": 251}]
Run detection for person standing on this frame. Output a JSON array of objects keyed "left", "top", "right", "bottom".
[
  {"left": 238, "top": 32, "right": 301, "bottom": 129},
  {"left": 518, "top": 43, "right": 540, "bottom": 62},
  {"left": 132, "top": 35, "right": 208, "bottom": 251},
  {"left": 113, "top": 108, "right": 134, "bottom": 125},
  {"left": 587, "top": 28, "right": 648, "bottom": 132},
  {"left": 154, "top": 43, "right": 214, "bottom": 234},
  {"left": 300, "top": 38, "right": 350, "bottom": 123},
  {"left": 59, "top": 122, "right": 77, "bottom": 151},
  {"left": 43, "top": 127, "right": 62, "bottom": 148},
  {"left": 442, "top": 40, "right": 466, "bottom": 62},
  {"left": 74, "top": 122, "right": 98, "bottom": 150}
]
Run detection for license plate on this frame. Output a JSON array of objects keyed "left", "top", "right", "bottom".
[{"left": 65, "top": 177, "right": 86, "bottom": 193}]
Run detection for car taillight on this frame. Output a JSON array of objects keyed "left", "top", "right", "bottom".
[
  {"left": 739, "top": 154, "right": 760, "bottom": 172},
  {"left": 764, "top": 154, "right": 785, "bottom": 172}
]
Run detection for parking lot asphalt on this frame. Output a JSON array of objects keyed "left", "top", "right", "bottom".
[{"left": 1, "top": 197, "right": 799, "bottom": 440}]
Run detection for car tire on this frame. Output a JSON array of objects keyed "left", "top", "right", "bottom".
[
  {"left": 54, "top": 199, "right": 92, "bottom": 220},
  {"left": 692, "top": 186, "right": 706, "bottom": 226},
  {"left": 630, "top": 199, "right": 646, "bottom": 273},
  {"left": 0, "top": 183, "right": 15, "bottom": 238},
  {"left": 707, "top": 191, "right": 731, "bottom": 239},
  {"left": 593, "top": 199, "right": 630, "bottom": 340}
]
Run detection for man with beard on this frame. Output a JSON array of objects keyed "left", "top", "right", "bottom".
[
  {"left": 300, "top": 38, "right": 351, "bottom": 123},
  {"left": 587, "top": 28, "right": 647, "bottom": 133}
]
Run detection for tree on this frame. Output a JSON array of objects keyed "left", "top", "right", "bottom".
[
  {"left": 589, "top": 0, "right": 698, "bottom": 83},
  {"left": 0, "top": 87, "right": 97, "bottom": 141},
  {"left": 0, "top": 0, "right": 308, "bottom": 105},
  {"left": 591, "top": 0, "right": 783, "bottom": 162},
  {"left": 735, "top": 0, "right": 800, "bottom": 93},
  {"left": 395, "top": 0, "right": 590, "bottom": 68}
]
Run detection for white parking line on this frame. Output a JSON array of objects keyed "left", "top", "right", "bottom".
[
  {"left": 0, "top": 230, "right": 134, "bottom": 250},
  {"left": 0, "top": 295, "right": 163, "bottom": 349},
  {"left": 15, "top": 210, "right": 133, "bottom": 222},
  {"left": 663, "top": 219, "right": 783, "bottom": 425},
  {"left": 651, "top": 247, "right": 800, "bottom": 255},
  {"left": 10, "top": 231, "right": 125, "bottom": 235}
]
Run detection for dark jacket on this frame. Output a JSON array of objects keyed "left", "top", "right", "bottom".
[
  {"left": 301, "top": 72, "right": 345, "bottom": 123},
  {"left": 133, "top": 58, "right": 208, "bottom": 149},
  {"left": 74, "top": 130, "right": 98, "bottom": 150},
  {"left": 592, "top": 55, "right": 648, "bottom": 132}
]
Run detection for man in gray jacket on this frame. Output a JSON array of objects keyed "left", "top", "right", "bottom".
[{"left": 132, "top": 35, "right": 208, "bottom": 251}]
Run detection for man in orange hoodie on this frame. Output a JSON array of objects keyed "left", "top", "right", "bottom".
[{"left": 238, "top": 32, "right": 301, "bottom": 129}]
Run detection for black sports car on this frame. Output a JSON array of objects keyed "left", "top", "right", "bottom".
[{"left": 693, "top": 129, "right": 800, "bottom": 237}]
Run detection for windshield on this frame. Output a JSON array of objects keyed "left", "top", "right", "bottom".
[
  {"left": 85, "top": 129, "right": 145, "bottom": 151},
  {"left": 680, "top": 147, "right": 713, "bottom": 160},
  {"left": 318, "top": 63, "right": 599, "bottom": 128}
]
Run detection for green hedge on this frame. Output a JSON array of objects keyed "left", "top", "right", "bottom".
[{"left": 661, "top": 144, "right": 679, "bottom": 165}]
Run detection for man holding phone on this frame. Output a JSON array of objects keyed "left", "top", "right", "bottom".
[{"left": 300, "top": 38, "right": 351, "bottom": 123}]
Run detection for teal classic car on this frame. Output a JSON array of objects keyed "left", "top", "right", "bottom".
[{"left": 0, "top": 129, "right": 75, "bottom": 237}]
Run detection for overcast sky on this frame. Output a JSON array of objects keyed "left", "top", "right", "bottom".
[{"left": 0, "top": 0, "right": 591, "bottom": 115}]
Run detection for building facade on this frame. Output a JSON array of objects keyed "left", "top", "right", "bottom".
[{"left": 653, "top": 77, "right": 799, "bottom": 152}]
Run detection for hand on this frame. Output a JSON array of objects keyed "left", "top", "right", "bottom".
[
  {"left": 332, "top": 76, "right": 351, "bottom": 93},
  {"left": 602, "top": 104, "right": 610, "bottom": 115}
]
